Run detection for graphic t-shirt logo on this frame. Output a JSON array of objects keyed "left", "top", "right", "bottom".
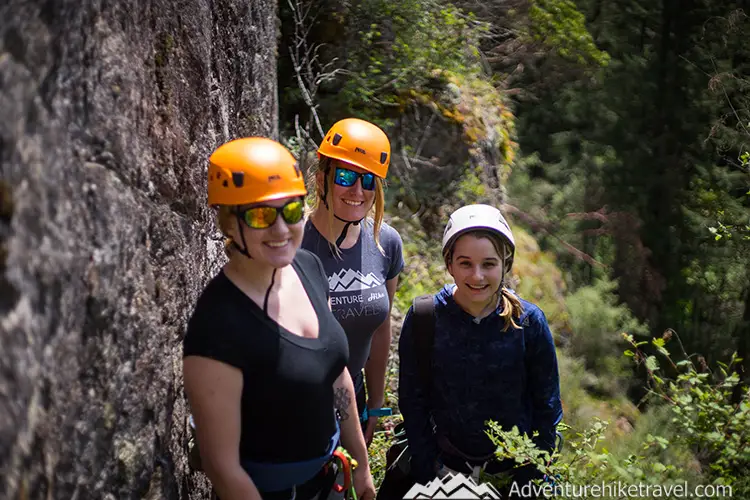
[
  {"left": 404, "top": 473, "right": 501, "bottom": 499},
  {"left": 328, "top": 269, "right": 383, "bottom": 292}
]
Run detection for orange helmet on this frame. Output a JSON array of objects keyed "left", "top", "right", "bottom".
[
  {"left": 207, "top": 137, "right": 306, "bottom": 206},
  {"left": 317, "top": 118, "right": 391, "bottom": 178}
]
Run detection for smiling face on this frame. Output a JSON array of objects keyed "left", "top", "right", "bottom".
[
  {"left": 328, "top": 159, "right": 376, "bottom": 221},
  {"left": 225, "top": 196, "right": 304, "bottom": 268},
  {"left": 447, "top": 232, "right": 508, "bottom": 310}
]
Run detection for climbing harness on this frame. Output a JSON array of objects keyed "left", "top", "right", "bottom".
[{"left": 239, "top": 421, "right": 341, "bottom": 493}]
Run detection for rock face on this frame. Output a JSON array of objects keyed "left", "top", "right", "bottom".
[
  {"left": 0, "top": 1, "right": 278, "bottom": 498},
  {"left": 386, "top": 72, "right": 515, "bottom": 240}
]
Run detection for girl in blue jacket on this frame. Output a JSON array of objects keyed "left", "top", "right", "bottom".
[{"left": 397, "top": 204, "right": 563, "bottom": 491}]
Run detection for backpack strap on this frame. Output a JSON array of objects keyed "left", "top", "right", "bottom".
[{"left": 411, "top": 295, "right": 436, "bottom": 397}]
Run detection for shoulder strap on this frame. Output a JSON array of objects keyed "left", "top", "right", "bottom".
[{"left": 412, "top": 295, "right": 436, "bottom": 395}]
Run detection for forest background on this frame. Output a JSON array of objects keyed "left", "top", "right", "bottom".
[{"left": 276, "top": 0, "right": 750, "bottom": 495}]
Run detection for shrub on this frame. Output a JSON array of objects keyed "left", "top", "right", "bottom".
[{"left": 481, "top": 332, "right": 749, "bottom": 496}]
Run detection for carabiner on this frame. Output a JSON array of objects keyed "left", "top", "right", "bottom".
[
  {"left": 331, "top": 449, "right": 351, "bottom": 493},
  {"left": 330, "top": 448, "right": 358, "bottom": 500}
]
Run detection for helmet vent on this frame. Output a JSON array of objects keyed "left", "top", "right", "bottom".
[
  {"left": 332, "top": 133, "right": 343, "bottom": 146},
  {"left": 232, "top": 172, "right": 245, "bottom": 187},
  {"left": 380, "top": 152, "right": 388, "bottom": 164},
  {"left": 222, "top": 180, "right": 229, "bottom": 187}
]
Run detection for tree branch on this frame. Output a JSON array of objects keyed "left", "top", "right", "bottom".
[
  {"left": 501, "top": 204, "right": 608, "bottom": 268},
  {"left": 286, "top": 0, "right": 340, "bottom": 141}
]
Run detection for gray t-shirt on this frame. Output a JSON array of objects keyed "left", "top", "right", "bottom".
[{"left": 301, "top": 219, "right": 404, "bottom": 374}]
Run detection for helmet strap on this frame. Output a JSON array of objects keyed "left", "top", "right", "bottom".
[
  {"left": 263, "top": 268, "right": 277, "bottom": 316},
  {"left": 320, "top": 164, "right": 365, "bottom": 247},
  {"left": 494, "top": 271, "right": 506, "bottom": 309},
  {"left": 334, "top": 219, "right": 363, "bottom": 248},
  {"left": 231, "top": 212, "right": 254, "bottom": 260},
  {"left": 494, "top": 245, "right": 510, "bottom": 310},
  {"left": 228, "top": 212, "right": 280, "bottom": 316},
  {"left": 488, "top": 246, "right": 509, "bottom": 317}
]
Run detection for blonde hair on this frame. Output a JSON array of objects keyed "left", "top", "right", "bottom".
[
  {"left": 306, "top": 156, "right": 385, "bottom": 257},
  {"left": 443, "top": 229, "right": 523, "bottom": 332}
]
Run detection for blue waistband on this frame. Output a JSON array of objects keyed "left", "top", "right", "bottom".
[
  {"left": 360, "top": 407, "right": 393, "bottom": 422},
  {"left": 241, "top": 421, "right": 341, "bottom": 492}
]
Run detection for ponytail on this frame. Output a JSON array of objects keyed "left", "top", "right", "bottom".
[{"left": 498, "top": 287, "right": 523, "bottom": 332}]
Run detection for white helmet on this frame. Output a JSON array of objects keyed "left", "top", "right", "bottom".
[{"left": 441, "top": 204, "right": 515, "bottom": 273}]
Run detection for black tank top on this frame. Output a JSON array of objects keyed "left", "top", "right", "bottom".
[{"left": 183, "top": 249, "right": 348, "bottom": 462}]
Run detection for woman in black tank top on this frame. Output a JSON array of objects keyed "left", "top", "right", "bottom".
[{"left": 182, "top": 138, "right": 375, "bottom": 500}]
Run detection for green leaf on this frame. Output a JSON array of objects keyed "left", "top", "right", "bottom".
[
  {"left": 646, "top": 356, "right": 659, "bottom": 371},
  {"left": 706, "top": 431, "right": 723, "bottom": 441}
]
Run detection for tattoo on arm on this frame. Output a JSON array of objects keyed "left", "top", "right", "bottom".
[{"left": 334, "top": 387, "right": 351, "bottom": 421}]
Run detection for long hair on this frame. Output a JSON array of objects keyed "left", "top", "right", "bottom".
[
  {"left": 306, "top": 156, "right": 385, "bottom": 257},
  {"left": 443, "top": 229, "right": 523, "bottom": 331}
]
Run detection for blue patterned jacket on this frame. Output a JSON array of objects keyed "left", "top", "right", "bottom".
[{"left": 398, "top": 284, "right": 563, "bottom": 483}]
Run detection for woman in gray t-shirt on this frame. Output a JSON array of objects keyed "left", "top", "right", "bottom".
[{"left": 301, "top": 118, "right": 405, "bottom": 446}]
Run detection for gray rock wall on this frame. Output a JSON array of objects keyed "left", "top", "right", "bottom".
[{"left": 0, "top": 1, "right": 278, "bottom": 498}]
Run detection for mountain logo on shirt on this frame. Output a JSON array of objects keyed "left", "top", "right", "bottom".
[
  {"left": 404, "top": 472, "right": 501, "bottom": 499},
  {"left": 329, "top": 269, "right": 383, "bottom": 292}
]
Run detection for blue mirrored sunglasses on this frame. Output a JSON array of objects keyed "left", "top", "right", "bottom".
[{"left": 334, "top": 167, "right": 376, "bottom": 191}]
